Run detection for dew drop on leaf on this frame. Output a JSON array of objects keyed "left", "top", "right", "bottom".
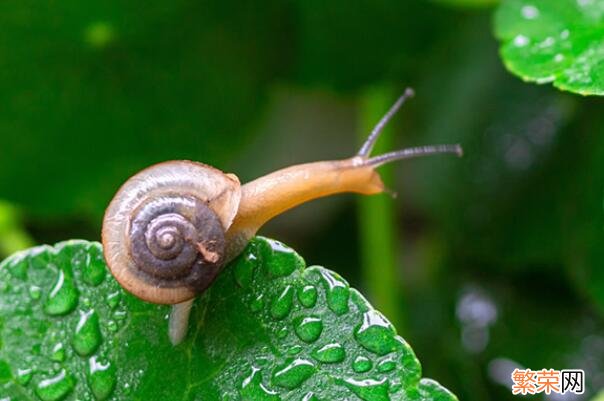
[
  {"left": 250, "top": 294, "right": 264, "bottom": 312},
  {"left": 7, "top": 256, "right": 28, "bottom": 280},
  {"left": 287, "top": 345, "right": 303, "bottom": 355},
  {"left": 112, "top": 310, "right": 127, "bottom": 321},
  {"left": 354, "top": 310, "right": 398, "bottom": 356},
  {"left": 264, "top": 239, "right": 301, "bottom": 278},
  {"left": 317, "top": 270, "right": 349, "bottom": 315},
  {"left": 352, "top": 356, "right": 373, "bottom": 373},
  {"left": 105, "top": 291, "right": 120, "bottom": 310},
  {"left": 35, "top": 369, "right": 76, "bottom": 401},
  {"left": 339, "top": 377, "right": 390, "bottom": 401},
  {"left": 311, "top": 343, "right": 346, "bottom": 363},
  {"left": 377, "top": 357, "right": 396, "bottom": 373},
  {"left": 106, "top": 320, "right": 118, "bottom": 333},
  {"left": 302, "top": 392, "right": 320, "bottom": 401},
  {"left": 271, "top": 358, "right": 316, "bottom": 390},
  {"left": 239, "top": 367, "right": 281, "bottom": 401},
  {"left": 80, "top": 245, "right": 106, "bottom": 287},
  {"left": 51, "top": 342, "right": 65, "bottom": 362},
  {"left": 270, "top": 285, "right": 294, "bottom": 319},
  {"left": 234, "top": 252, "right": 258, "bottom": 288},
  {"left": 87, "top": 356, "right": 116, "bottom": 401},
  {"left": 17, "top": 367, "right": 33, "bottom": 385},
  {"left": 293, "top": 316, "right": 323, "bottom": 343},
  {"left": 72, "top": 310, "right": 102, "bottom": 356},
  {"left": 297, "top": 285, "right": 318, "bottom": 308},
  {"left": 277, "top": 326, "right": 289, "bottom": 339},
  {"left": 29, "top": 285, "right": 41, "bottom": 300},
  {"left": 43, "top": 270, "right": 79, "bottom": 316}
]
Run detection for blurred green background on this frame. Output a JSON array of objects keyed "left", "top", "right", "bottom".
[{"left": 0, "top": 1, "right": 602, "bottom": 400}]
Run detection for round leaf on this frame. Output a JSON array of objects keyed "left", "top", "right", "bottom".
[{"left": 495, "top": 0, "right": 604, "bottom": 95}]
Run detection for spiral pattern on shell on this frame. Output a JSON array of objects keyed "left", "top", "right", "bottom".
[
  {"left": 102, "top": 160, "right": 241, "bottom": 304},
  {"left": 129, "top": 195, "right": 225, "bottom": 281}
]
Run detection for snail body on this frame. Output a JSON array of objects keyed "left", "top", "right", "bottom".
[{"left": 101, "top": 89, "right": 462, "bottom": 344}]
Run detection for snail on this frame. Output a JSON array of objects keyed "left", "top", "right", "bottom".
[{"left": 102, "top": 88, "right": 462, "bottom": 345}]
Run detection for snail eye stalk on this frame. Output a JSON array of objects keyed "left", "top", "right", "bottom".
[{"left": 357, "top": 87, "right": 462, "bottom": 167}]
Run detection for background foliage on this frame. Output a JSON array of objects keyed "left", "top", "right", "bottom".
[{"left": 0, "top": 1, "right": 603, "bottom": 400}]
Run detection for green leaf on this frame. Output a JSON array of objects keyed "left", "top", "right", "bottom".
[
  {"left": 494, "top": 0, "right": 604, "bottom": 95},
  {"left": 0, "top": 237, "right": 456, "bottom": 400}
]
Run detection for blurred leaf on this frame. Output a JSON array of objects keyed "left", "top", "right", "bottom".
[
  {"left": 0, "top": 200, "right": 34, "bottom": 258},
  {"left": 0, "top": 1, "right": 291, "bottom": 217},
  {"left": 0, "top": 237, "right": 457, "bottom": 400},
  {"left": 494, "top": 0, "right": 604, "bottom": 95}
]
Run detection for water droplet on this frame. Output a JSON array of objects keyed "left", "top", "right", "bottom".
[
  {"left": 17, "top": 368, "right": 33, "bottom": 385},
  {"left": 264, "top": 239, "right": 303, "bottom": 278},
  {"left": 513, "top": 34, "right": 529, "bottom": 47},
  {"left": 35, "top": 369, "right": 76, "bottom": 401},
  {"left": 44, "top": 270, "right": 79, "bottom": 316},
  {"left": 234, "top": 252, "right": 258, "bottom": 288},
  {"left": 317, "top": 270, "right": 349, "bottom": 315},
  {"left": 287, "top": 345, "right": 303, "bottom": 355},
  {"left": 250, "top": 294, "right": 264, "bottom": 312},
  {"left": 294, "top": 316, "right": 323, "bottom": 343},
  {"left": 297, "top": 285, "right": 317, "bottom": 308},
  {"left": 272, "top": 358, "right": 315, "bottom": 390},
  {"left": 51, "top": 343, "right": 65, "bottom": 362},
  {"left": 312, "top": 343, "right": 345, "bottom": 363},
  {"left": 354, "top": 310, "right": 398, "bottom": 356},
  {"left": 0, "top": 360, "right": 11, "bottom": 383},
  {"left": 105, "top": 292, "right": 120, "bottom": 310},
  {"left": 339, "top": 377, "right": 389, "bottom": 401},
  {"left": 254, "top": 355, "right": 270, "bottom": 368},
  {"left": 521, "top": 4, "right": 539, "bottom": 19},
  {"left": 270, "top": 285, "right": 294, "bottom": 320},
  {"left": 72, "top": 310, "right": 102, "bottom": 356},
  {"left": 7, "top": 256, "right": 28, "bottom": 280},
  {"left": 352, "top": 356, "right": 372, "bottom": 373},
  {"left": 302, "top": 392, "right": 320, "bottom": 401},
  {"left": 29, "top": 285, "right": 42, "bottom": 300},
  {"left": 106, "top": 320, "right": 118, "bottom": 333},
  {"left": 240, "top": 367, "right": 281, "bottom": 400},
  {"left": 113, "top": 310, "right": 127, "bottom": 321},
  {"left": 277, "top": 326, "right": 289, "bottom": 339},
  {"left": 79, "top": 246, "right": 106, "bottom": 286},
  {"left": 389, "top": 380, "right": 402, "bottom": 392},
  {"left": 377, "top": 357, "right": 396, "bottom": 373},
  {"left": 88, "top": 356, "right": 116, "bottom": 401}
]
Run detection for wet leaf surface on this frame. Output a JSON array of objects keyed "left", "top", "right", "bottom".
[
  {"left": 0, "top": 237, "right": 457, "bottom": 400},
  {"left": 495, "top": 0, "right": 604, "bottom": 95}
]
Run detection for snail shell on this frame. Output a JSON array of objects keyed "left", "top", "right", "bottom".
[{"left": 102, "top": 161, "right": 241, "bottom": 304}]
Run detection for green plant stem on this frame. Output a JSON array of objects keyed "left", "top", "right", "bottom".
[{"left": 357, "top": 85, "right": 404, "bottom": 331}]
